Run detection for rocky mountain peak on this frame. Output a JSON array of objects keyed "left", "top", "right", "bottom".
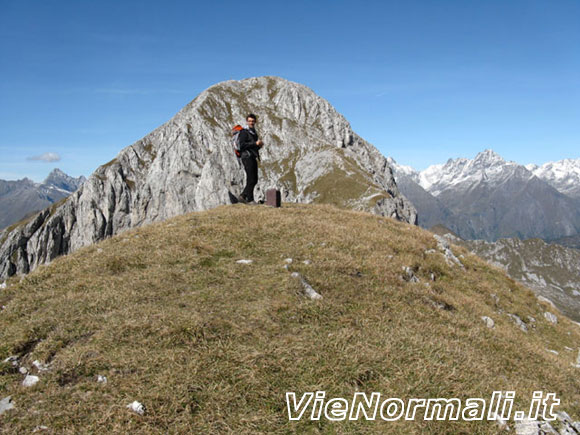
[
  {"left": 472, "top": 148, "right": 505, "bottom": 167},
  {"left": 42, "top": 169, "right": 86, "bottom": 192},
  {"left": 0, "top": 76, "right": 416, "bottom": 279}
]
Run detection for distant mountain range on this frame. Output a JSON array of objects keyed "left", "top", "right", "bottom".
[
  {"left": 0, "top": 169, "right": 86, "bottom": 230},
  {"left": 389, "top": 150, "right": 580, "bottom": 244}
]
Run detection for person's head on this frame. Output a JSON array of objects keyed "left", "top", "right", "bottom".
[{"left": 246, "top": 114, "right": 257, "bottom": 127}]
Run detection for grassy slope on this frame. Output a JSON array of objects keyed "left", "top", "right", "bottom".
[{"left": 0, "top": 204, "right": 579, "bottom": 433}]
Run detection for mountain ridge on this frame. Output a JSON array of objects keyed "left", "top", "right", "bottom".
[
  {"left": 0, "top": 76, "right": 416, "bottom": 279},
  {"left": 0, "top": 169, "right": 86, "bottom": 230},
  {"left": 389, "top": 150, "right": 580, "bottom": 241}
]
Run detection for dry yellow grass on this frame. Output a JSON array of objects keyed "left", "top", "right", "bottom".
[{"left": 0, "top": 203, "right": 578, "bottom": 433}]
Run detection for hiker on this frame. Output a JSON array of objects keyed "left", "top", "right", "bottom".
[{"left": 237, "top": 114, "right": 263, "bottom": 204}]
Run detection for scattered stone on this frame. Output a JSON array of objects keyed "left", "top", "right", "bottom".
[
  {"left": 564, "top": 346, "right": 573, "bottom": 352},
  {"left": 527, "top": 316, "right": 536, "bottom": 323},
  {"left": 554, "top": 411, "right": 580, "bottom": 434},
  {"left": 573, "top": 349, "right": 580, "bottom": 368},
  {"left": 284, "top": 258, "right": 293, "bottom": 264},
  {"left": 508, "top": 314, "right": 528, "bottom": 332},
  {"left": 0, "top": 396, "right": 15, "bottom": 416},
  {"left": 283, "top": 264, "right": 289, "bottom": 270},
  {"left": 427, "top": 298, "right": 455, "bottom": 311},
  {"left": 402, "top": 266, "right": 419, "bottom": 283},
  {"left": 303, "top": 260, "right": 312, "bottom": 265},
  {"left": 97, "top": 248, "right": 103, "bottom": 254},
  {"left": 490, "top": 411, "right": 509, "bottom": 431},
  {"left": 236, "top": 259, "right": 253, "bottom": 265},
  {"left": 127, "top": 400, "right": 146, "bottom": 415},
  {"left": 19, "top": 367, "right": 28, "bottom": 375},
  {"left": 545, "top": 349, "right": 559, "bottom": 355},
  {"left": 424, "top": 249, "right": 437, "bottom": 255},
  {"left": 491, "top": 293, "right": 500, "bottom": 304},
  {"left": 537, "top": 295, "right": 556, "bottom": 308},
  {"left": 22, "top": 374, "right": 40, "bottom": 387},
  {"left": 291, "top": 272, "right": 322, "bottom": 300},
  {"left": 32, "top": 360, "right": 50, "bottom": 372},
  {"left": 320, "top": 242, "right": 326, "bottom": 247},
  {"left": 544, "top": 312, "right": 558, "bottom": 324},
  {"left": 515, "top": 418, "right": 541, "bottom": 434},
  {"left": 433, "top": 235, "right": 464, "bottom": 268},
  {"left": 0, "top": 282, "right": 6, "bottom": 290},
  {"left": 97, "top": 375, "right": 108, "bottom": 384},
  {"left": 33, "top": 426, "right": 50, "bottom": 432},
  {"left": 3, "top": 356, "right": 18, "bottom": 368},
  {"left": 481, "top": 316, "right": 495, "bottom": 329},
  {"left": 430, "top": 273, "right": 436, "bottom": 281}
]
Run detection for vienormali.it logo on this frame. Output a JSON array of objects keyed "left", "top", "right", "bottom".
[{"left": 286, "top": 391, "right": 559, "bottom": 422}]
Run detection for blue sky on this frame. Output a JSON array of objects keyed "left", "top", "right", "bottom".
[{"left": 1, "top": 0, "right": 579, "bottom": 182}]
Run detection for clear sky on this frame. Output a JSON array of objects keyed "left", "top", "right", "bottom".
[{"left": 1, "top": 0, "right": 579, "bottom": 182}]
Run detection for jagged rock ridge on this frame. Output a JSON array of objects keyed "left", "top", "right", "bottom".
[{"left": 0, "top": 76, "right": 416, "bottom": 279}]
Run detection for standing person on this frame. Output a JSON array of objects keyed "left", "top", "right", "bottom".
[{"left": 238, "top": 114, "right": 263, "bottom": 204}]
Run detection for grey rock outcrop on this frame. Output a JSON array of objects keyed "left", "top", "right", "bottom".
[{"left": 0, "top": 76, "right": 416, "bottom": 279}]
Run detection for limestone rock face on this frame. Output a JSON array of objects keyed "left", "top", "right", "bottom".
[{"left": 0, "top": 76, "right": 416, "bottom": 279}]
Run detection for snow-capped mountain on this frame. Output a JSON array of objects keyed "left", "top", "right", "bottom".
[
  {"left": 0, "top": 169, "right": 86, "bottom": 230},
  {"left": 527, "top": 158, "right": 580, "bottom": 199},
  {"left": 389, "top": 150, "right": 580, "bottom": 242}
]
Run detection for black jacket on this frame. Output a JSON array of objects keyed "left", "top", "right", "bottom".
[{"left": 238, "top": 128, "right": 260, "bottom": 159}]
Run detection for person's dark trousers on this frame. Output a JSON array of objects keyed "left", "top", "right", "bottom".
[{"left": 241, "top": 156, "right": 258, "bottom": 202}]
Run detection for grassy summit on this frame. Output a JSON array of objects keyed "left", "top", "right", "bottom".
[{"left": 0, "top": 204, "right": 579, "bottom": 433}]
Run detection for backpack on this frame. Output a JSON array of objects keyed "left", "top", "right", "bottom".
[{"left": 231, "top": 125, "right": 244, "bottom": 158}]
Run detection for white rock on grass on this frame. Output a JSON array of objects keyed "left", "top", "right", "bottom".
[
  {"left": 481, "top": 316, "right": 495, "bottom": 329},
  {"left": 235, "top": 259, "right": 253, "bottom": 265},
  {"left": 291, "top": 272, "right": 322, "bottom": 300},
  {"left": 32, "top": 360, "right": 50, "bottom": 372},
  {"left": 433, "top": 234, "right": 464, "bottom": 268},
  {"left": 0, "top": 396, "right": 15, "bottom": 416},
  {"left": 284, "top": 258, "right": 293, "bottom": 264},
  {"left": 0, "top": 282, "right": 6, "bottom": 290},
  {"left": 97, "top": 375, "right": 108, "bottom": 384},
  {"left": 303, "top": 260, "right": 312, "bottom": 265},
  {"left": 490, "top": 411, "right": 509, "bottom": 431},
  {"left": 508, "top": 314, "right": 528, "bottom": 332},
  {"left": 19, "top": 367, "right": 28, "bottom": 375},
  {"left": 3, "top": 356, "right": 18, "bottom": 367},
  {"left": 402, "top": 266, "right": 419, "bottom": 283},
  {"left": 545, "top": 349, "right": 559, "bottom": 355},
  {"left": 514, "top": 418, "right": 541, "bottom": 434},
  {"left": 573, "top": 349, "right": 580, "bottom": 369},
  {"left": 544, "top": 312, "right": 558, "bottom": 324},
  {"left": 22, "top": 375, "right": 40, "bottom": 387},
  {"left": 537, "top": 295, "right": 556, "bottom": 308},
  {"left": 127, "top": 401, "right": 146, "bottom": 415}
]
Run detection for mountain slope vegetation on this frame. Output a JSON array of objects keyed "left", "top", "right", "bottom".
[{"left": 0, "top": 204, "right": 579, "bottom": 433}]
